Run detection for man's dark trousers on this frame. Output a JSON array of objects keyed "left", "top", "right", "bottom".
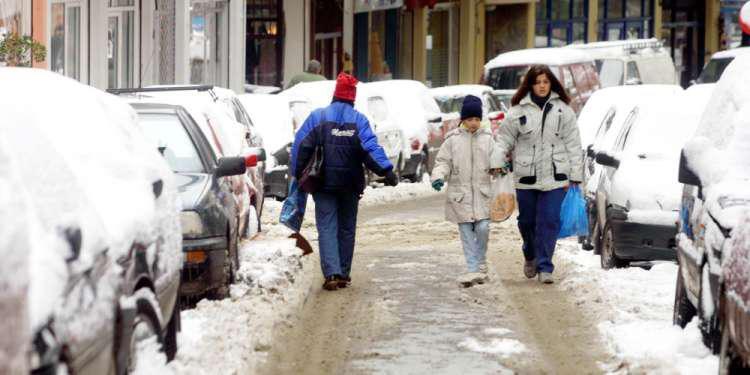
[{"left": 313, "top": 191, "right": 359, "bottom": 278}]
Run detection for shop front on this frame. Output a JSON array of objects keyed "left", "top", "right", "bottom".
[
  {"left": 246, "top": 0, "right": 283, "bottom": 87},
  {"left": 353, "top": 0, "right": 402, "bottom": 81}
]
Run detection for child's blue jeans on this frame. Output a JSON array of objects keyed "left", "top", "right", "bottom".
[{"left": 458, "top": 219, "right": 490, "bottom": 272}]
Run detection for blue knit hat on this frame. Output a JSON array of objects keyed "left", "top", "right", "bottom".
[{"left": 460, "top": 95, "right": 483, "bottom": 121}]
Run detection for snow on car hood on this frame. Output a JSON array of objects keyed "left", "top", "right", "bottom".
[
  {"left": 0, "top": 68, "right": 181, "bottom": 333},
  {"left": 610, "top": 155, "right": 682, "bottom": 213}
]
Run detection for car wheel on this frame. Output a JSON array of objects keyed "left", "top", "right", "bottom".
[
  {"left": 600, "top": 222, "right": 627, "bottom": 269},
  {"left": 163, "top": 299, "right": 180, "bottom": 362},
  {"left": 211, "top": 240, "right": 234, "bottom": 300},
  {"left": 699, "top": 265, "right": 721, "bottom": 353},
  {"left": 673, "top": 267, "right": 697, "bottom": 328},
  {"left": 719, "top": 309, "right": 747, "bottom": 375},
  {"left": 126, "top": 289, "right": 163, "bottom": 374}
]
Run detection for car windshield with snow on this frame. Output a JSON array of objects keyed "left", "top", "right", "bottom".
[{"left": 0, "top": 69, "right": 183, "bottom": 374}]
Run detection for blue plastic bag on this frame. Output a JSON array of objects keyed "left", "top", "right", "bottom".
[
  {"left": 279, "top": 178, "right": 308, "bottom": 232},
  {"left": 558, "top": 185, "right": 589, "bottom": 239}
]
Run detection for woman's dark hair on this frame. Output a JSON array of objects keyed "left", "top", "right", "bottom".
[{"left": 511, "top": 65, "right": 571, "bottom": 106}]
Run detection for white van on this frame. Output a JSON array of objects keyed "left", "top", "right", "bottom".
[{"left": 568, "top": 39, "right": 677, "bottom": 88}]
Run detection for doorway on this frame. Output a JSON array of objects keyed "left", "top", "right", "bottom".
[{"left": 661, "top": 0, "right": 705, "bottom": 87}]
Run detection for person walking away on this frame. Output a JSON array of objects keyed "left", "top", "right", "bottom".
[
  {"left": 494, "top": 65, "right": 583, "bottom": 284},
  {"left": 286, "top": 59, "right": 326, "bottom": 88},
  {"left": 431, "top": 95, "right": 503, "bottom": 287},
  {"left": 291, "top": 73, "right": 399, "bottom": 291}
]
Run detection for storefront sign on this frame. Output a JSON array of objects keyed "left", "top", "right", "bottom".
[{"left": 354, "top": 0, "right": 403, "bottom": 13}]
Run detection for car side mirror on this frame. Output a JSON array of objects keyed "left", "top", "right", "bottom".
[
  {"left": 427, "top": 115, "right": 442, "bottom": 124},
  {"left": 247, "top": 147, "right": 267, "bottom": 162},
  {"left": 595, "top": 152, "right": 620, "bottom": 168},
  {"left": 65, "top": 227, "right": 82, "bottom": 263},
  {"left": 678, "top": 149, "right": 700, "bottom": 186},
  {"left": 586, "top": 145, "right": 595, "bottom": 158},
  {"left": 215, "top": 156, "right": 247, "bottom": 178}
]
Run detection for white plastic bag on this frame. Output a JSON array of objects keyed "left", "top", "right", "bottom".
[{"left": 490, "top": 173, "right": 516, "bottom": 222}]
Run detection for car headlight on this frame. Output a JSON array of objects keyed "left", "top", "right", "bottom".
[{"left": 180, "top": 211, "right": 204, "bottom": 237}]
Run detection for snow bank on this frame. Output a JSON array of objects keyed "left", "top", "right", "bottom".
[
  {"left": 556, "top": 241, "right": 718, "bottom": 373},
  {"left": 135, "top": 237, "right": 316, "bottom": 374}
]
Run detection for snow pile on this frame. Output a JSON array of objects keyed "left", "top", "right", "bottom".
[
  {"left": 135, "top": 237, "right": 315, "bottom": 374},
  {"left": 458, "top": 328, "right": 526, "bottom": 357},
  {"left": 556, "top": 242, "right": 718, "bottom": 373},
  {"left": 365, "top": 80, "right": 441, "bottom": 143}
]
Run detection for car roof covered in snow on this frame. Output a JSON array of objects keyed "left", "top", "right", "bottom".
[
  {"left": 364, "top": 80, "right": 440, "bottom": 141},
  {"left": 484, "top": 48, "right": 594, "bottom": 73},
  {"left": 430, "top": 85, "right": 493, "bottom": 100},
  {"left": 711, "top": 47, "right": 750, "bottom": 60},
  {"left": 0, "top": 68, "right": 179, "bottom": 333},
  {"left": 566, "top": 38, "right": 668, "bottom": 59},
  {"left": 578, "top": 84, "right": 684, "bottom": 148},
  {"left": 238, "top": 94, "right": 294, "bottom": 153}
]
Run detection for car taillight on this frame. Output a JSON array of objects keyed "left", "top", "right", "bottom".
[
  {"left": 411, "top": 139, "right": 421, "bottom": 151},
  {"left": 245, "top": 154, "right": 258, "bottom": 167},
  {"left": 493, "top": 112, "right": 505, "bottom": 121}
]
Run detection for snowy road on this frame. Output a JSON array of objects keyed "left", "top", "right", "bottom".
[
  {"left": 260, "top": 195, "right": 610, "bottom": 374},
  {"left": 141, "top": 185, "right": 718, "bottom": 374}
]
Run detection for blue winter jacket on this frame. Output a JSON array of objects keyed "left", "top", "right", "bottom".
[{"left": 291, "top": 100, "right": 393, "bottom": 194}]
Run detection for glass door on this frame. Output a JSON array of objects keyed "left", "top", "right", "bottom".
[
  {"left": 107, "top": 1, "right": 137, "bottom": 89},
  {"left": 50, "top": 0, "right": 86, "bottom": 80},
  {"left": 190, "top": 0, "right": 229, "bottom": 87}
]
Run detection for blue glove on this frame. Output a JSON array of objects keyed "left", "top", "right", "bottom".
[{"left": 432, "top": 179, "right": 444, "bottom": 192}]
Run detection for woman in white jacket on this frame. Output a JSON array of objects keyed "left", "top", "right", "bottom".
[
  {"left": 431, "top": 95, "right": 502, "bottom": 287},
  {"left": 494, "top": 65, "right": 583, "bottom": 284}
]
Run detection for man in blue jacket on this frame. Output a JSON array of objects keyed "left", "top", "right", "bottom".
[{"left": 291, "top": 73, "right": 398, "bottom": 291}]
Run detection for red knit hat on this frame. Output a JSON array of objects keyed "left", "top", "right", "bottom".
[{"left": 333, "top": 73, "right": 358, "bottom": 102}]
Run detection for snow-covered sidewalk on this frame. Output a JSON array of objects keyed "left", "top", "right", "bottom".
[
  {"left": 134, "top": 236, "right": 317, "bottom": 374},
  {"left": 556, "top": 241, "right": 718, "bottom": 374}
]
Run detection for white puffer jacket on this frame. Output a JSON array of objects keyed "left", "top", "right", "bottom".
[
  {"left": 495, "top": 92, "right": 583, "bottom": 191},
  {"left": 431, "top": 127, "right": 503, "bottom": 223}
]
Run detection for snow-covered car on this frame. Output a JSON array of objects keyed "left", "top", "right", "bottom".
[
  {"left": 128, "top": 101, "right": 253, "bottom": 300},
  {"left": 113, "top": 86, "right": 266, "bottom": 237},
  {"left": 592, "top": 84, "right": 713, "bottom": 269},
  {"left": 695, "top": 47, "right": 750, "bottom": 84},
  {"left": 578, "top": 84, "right": 684, "bottom": 251},
  {"left": 281, "top": 80, "right": 409, "bottom": 181},
  {"left": 365, "top": 79, "right": 443, "bottom": 181},
  {"left": 0, "top": 69, "right": 182, "bottom": 374},
  {"left": 567, "top": 38, "right": 678, "bottom": 88},
  {"left": 483, "top": 47, "right": 600, "bottom": 113},
  {"left": 239, "top": 94, "right": 295, "bottom": 200},
  {"left": 142, "top": 85, "right": 267, "bottom": 229},
  {"left": 430, "top": 84, "right": 506, "bottom": 138},
  {"left": 718, "top": 211, "right": 750, "bottom": 373},
  {"left": 673, "top": 54, "right": 750, "bottom": 356}
]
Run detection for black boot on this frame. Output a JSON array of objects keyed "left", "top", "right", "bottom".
[{"left": 323, "top": 275, "right": 339, "bottom": 291}]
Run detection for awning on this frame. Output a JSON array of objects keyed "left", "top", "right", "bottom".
[{"left": 354, "top": 0, "right": 404, "bottom": 13}]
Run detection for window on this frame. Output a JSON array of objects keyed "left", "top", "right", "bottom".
[
  {"left": 246, "top": 0, "right": 283, "bottom": 87},
  {"left": 598, "top": 0, "right": 654, "bottom": 41},
  {"left": 138, "top": 113, "right": 206, "bottom": 173},
  {"left": 486, "top": 66, "right": 529, "bottom": 90},
  {"left": 615, "top": 107, "right": 638, "bottom": 151},
  {"left": 107, "top": 0, "right": 137, "bottom": 88},
  {"left": 626, "top": 61, "right": 641, "bottom": 83},
  {"left": 49, "top": 0, "right": 86, "bottom": 80},
  {"left": 536, "top": 0, "right": 588, "bottom": 46},
  {"left": 190, "top": 0, "right": 230, "bottom": 87}
]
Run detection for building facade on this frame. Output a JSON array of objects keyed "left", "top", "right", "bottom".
[{"left": 1, "top": 0, "right": 744, "bottom": 92}]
